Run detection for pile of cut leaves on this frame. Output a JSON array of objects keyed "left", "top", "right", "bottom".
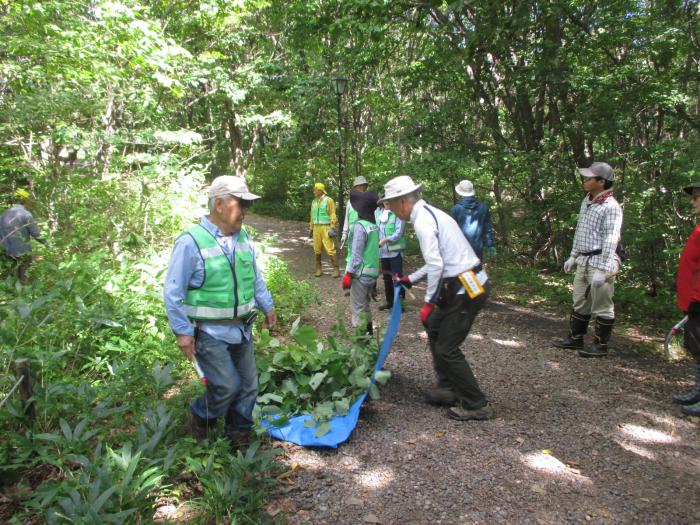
[{"left": 254, "top": 318, "right": 390, "bottom": 436}]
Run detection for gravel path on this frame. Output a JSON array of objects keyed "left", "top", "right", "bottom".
[{"left": 247, "top": 213, "right": 700, "bottom": 525}]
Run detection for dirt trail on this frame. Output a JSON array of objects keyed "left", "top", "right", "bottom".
[{"left": 247, "top": 213, "right": 700, "bottom": 525}]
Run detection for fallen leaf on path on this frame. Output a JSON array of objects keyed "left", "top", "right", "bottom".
[
  {"left": 364, "top": 513, "right": 382, "bottom": 523},
  {"left": 435, "top": 431, "right": 445, "bottom": 437},
  {"left": 515, "top": 437, "right": 525, "bottom": 446},
  {"left": 404, "top": 439, "right": 417, "bottom": 444},
  {"left": 542, "top": 449, "right": 552, "bottom": 455},
  {"left": 530, "top": 484, "right": 546, "bottom": 494}
]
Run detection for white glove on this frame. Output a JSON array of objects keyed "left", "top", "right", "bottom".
[
  {"left": 591, "top": 270, "right": 606, "bottom": 288},
  {"left": 563, "top": 256, "right": 577, "bottom": 273}
]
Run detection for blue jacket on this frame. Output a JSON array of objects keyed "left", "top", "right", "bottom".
[{"left": 448, "top": 197, "right": 495, "bottom": 256}]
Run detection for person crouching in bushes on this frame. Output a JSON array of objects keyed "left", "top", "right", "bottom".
[
  {"left": 341, "top": 189, "right": 380, "bottom": 337},
  {"left": 674, "top": 181, "right": 700, "bottom": 416}
]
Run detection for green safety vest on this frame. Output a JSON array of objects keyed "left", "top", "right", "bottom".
[
  {"left": 376, "top": 209, "right": 405, "bottom": 252},
  {"left": 311, "top": 195, "right": 332, "bottom": 224},
  {"left": 346, "top": 219, "right": 380, "bottom": 278},
  {"left": 347, "top": 204, "right": 358, "bottom": 227},
  {"left": 345, "top": 203, "right": 360, "bottom": 266},
  {"left": 183, "top": 225, "right": 256, "bottom": 320}
]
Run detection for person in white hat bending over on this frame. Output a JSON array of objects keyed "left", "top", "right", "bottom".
[
  {"left": 380, "top": 175, "right": 494, "bottom": 421},
  {"left": 449, "top": 180, "right": 496, "bottom": 261},
  {"left": 553, "top": 162, "right": 622, "bottom": 358},
  {"left": 164, "top": 176, "right": 277, "bottom": 446}
]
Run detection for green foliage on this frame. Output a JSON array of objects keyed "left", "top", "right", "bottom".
[
  {"left": 261, "top": 256, "right": 318, "bottom": 323},
  {"left": 188, "top": 442, "right": 281, "bottom": 524},
  {"left": 256, "top": 316, "right": 387, "bottom": 436}
]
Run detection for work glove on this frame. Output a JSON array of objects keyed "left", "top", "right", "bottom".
[
  {"left": 487, "top": 246, "right": 496, "bottom": 258},
  {"left": 393, "top": 273, "right": 412, "bottom": 288},
  {"left": 419, "top": 303, "right": 435, "bottom": 325},
  {"left": 327, "top": 227, "right": 336, "bottom": 238},
  {"left": 563, "top": 256, "right": 577, "bottom": 273},
  {"left": 342, "top": 273, "right": 353, "bottom": 290},
  {"left": 308, "top": 228, "right": 313, "bottom": 239},
  {"left": 591, "top": 270, "right": 606, "bottom": 288}
]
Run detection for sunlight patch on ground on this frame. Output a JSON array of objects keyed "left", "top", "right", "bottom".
[
  {"left": 618, "top": 423, "right": 678, "bottom": 444},
  {"left": 355, "top": 467, "right": 395, "bottom": 489},
  {"left": 522, "top": 451, "right": 593, "bottom": 484},
  {"left": 615, "top": 440, "right": 656, "bottom": 460},
  {"left": 630, "top": 410, "right": 683, "bottom": 428},
  {"left": 489, "top": 337, "right": 523, "bottom": 348}
]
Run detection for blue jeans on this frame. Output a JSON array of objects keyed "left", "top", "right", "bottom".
[{"left": 191, "top": 331, "right": 258, "bottom": 432}]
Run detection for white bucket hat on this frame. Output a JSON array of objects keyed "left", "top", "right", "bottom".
[
  {"left": 378, "top": 176, "right": 424, "bottom": 203},
  {"left": 353, "top": 175, "right": 368, "bottom": 187},
  {"left": 208, "top": 175, "right": 260, "bottom": 201},
  {"left": 455, "top": 180, "right": 475, "bottom": 197}
]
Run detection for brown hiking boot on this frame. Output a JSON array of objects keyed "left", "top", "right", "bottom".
[
  {"left": 189, "top": 413, "right": 216, "bottom": 439},
  {"left": 424, "top": 387, "right": 457, "bottom": 407},
  {"left": 448, "top": 402, "right": 494, "bottom": 421},
  {"left": 227, "top": 429, "right": 252, "bottom": 450}
]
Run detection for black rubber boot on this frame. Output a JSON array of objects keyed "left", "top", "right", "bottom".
[
  {"left": 672, "top": 363, "right": 700, "bottom": 405},
  {"left": 681, "top": 400, "right": 700, "bottom": 416},
  {"left": 579, "top": 317, "right": 614, "bottom": 357},
  {"left": 553, "top": 311, "right": 591, "bottom": 349}
]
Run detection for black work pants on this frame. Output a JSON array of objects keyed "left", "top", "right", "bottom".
[
  {"left": 684, "top": 308, "right": 700, "bottom": 362},
  {"left": 426, "top": 281, "right": 490, "bottom": 409},
  {"left": 380, "top": 255, "right": 405, "bottom": 306}
]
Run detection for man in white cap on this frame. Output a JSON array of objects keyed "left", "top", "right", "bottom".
[
  {"left": 553, "top": 162, "right": 622, "bottom": 358},
  {"left": 380, "top": 175, "right": 494, "bottom": 421},
  {"left": 340, "top": 175, "right": 369, "bottom": 248},
  {"left": 164, "top": 175, "right": 277, "bottom": 446},
  {"left": 449, "top": 180, "right": 496, "bottom": 260}
]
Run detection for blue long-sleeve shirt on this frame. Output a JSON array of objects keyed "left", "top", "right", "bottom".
[
  {"left": 448, "top": 197, "right": 495, "bottom": 256},
  {"left": 0, "top": 204, "right": 42, "bottom": 257},
  {"left": 163, "top": 216, "right": 274, "bottom": 344}
]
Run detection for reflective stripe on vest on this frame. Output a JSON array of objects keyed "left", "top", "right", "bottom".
[
  {"left": 312, "top": 195, "right": 331, "bottom": 224},
  {"left": 183, "top": 225, "right": 256, "bottom": 320},
  {"left": 357, "top": 219, "right": 380, "bottom": 278},
  {"left": 345, "top": 204, "right": 359, "bottom": 265}
]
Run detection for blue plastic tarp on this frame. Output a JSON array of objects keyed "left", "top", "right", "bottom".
[{"left": 263, "top": 286, "right": 403, "bottom": 447}]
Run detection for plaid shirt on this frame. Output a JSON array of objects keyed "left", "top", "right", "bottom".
[{"left": 571, "top": 190, "right": 622, "bottom": 273}]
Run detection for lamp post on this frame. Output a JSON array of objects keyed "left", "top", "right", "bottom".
[{"left": 332, "top": 76, "right": 348, "bottom": 234}]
